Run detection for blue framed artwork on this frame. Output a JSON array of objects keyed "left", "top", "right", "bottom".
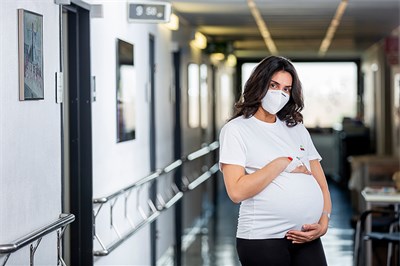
[{"left": 18, "top": 9, "right": 44, "bottom": 100}]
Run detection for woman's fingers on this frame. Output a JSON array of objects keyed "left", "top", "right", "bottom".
[
  {"left": 286, "top": 224, "right": 321, "bottom": 243},
  {"left": 293, "top": 165, "right": 312, "bottom": 175}
]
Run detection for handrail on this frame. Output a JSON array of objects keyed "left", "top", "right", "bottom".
[
  {"left": 0, "top": 213, "right": 75, "bottom": 266},
  {"left": 93, "top": 191, "right": 184, "bottom": 256},
  {"left": 92, "top": 140, "right": 219, "bottom": 204},
  {"left": 186, "top": 141, "right": 219, "bottom": 161},
  {"left": 93, "top": 170, "right": 164, "bottom": 204},
  {"left": 187, "top": 163, "right": 219, "bottom": 191},
  {"left": 92, "top": 141, "right": 219, "bottom": 256}
]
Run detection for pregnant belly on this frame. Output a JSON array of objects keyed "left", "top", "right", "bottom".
[{"left": 238, "top": 173, "right": 323, "bottom": 239}]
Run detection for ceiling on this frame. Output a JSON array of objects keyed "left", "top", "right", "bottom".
[{"left": 170, "top": 0, "right": 400, "bottom": 60}]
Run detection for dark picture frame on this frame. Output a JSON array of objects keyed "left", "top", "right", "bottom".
[
  {"left": 116, "top": 39, "right": 136, "bottom": 142},
  {"left": 18, "top": 9, "right": 44, "bottom": 100}
]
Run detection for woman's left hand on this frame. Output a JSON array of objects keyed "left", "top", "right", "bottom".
[{"left": 285, "top": 223, "right": 326, "bottom": 244}]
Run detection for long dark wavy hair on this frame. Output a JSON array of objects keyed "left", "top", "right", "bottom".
[{"left": 229, "top": 56, "right": 304, "bottom": 127}]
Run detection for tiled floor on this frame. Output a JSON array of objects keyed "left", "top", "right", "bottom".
[{"left": 182, "top": 178, "right": 355, "bottom": 266}]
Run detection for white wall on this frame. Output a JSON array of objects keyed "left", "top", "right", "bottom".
[
  {"left": 154, "top": 24, "right": 176, "bottom": 259},
  {"left": 91, "top": 0, "right": 152, "bottom": 202},
  {"left": 0, "top": 0, "right": 61, "bottom": 265},
  {"left": 362, "top": 42, "right": 392, "bottom": 155},
  {"left": 0, "top": 0, "right": 230, "bottom": 264},
  {"left": 90, "top": 0, "right": 175, "bottom": 264}
]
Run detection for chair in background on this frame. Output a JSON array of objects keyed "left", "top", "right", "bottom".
[
  {"left": 354, "top": 209, "right": 400, "bottom": 266},
  {"left": 348, "top": 155, "right": 400, "bottom": 219}
]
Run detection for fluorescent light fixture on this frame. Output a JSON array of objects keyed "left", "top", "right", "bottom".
[
  {"left": 190, "top": 31, "right": 207, "bottom": 49},
  {"left": 165, "top": 13, "right": 179, "bottom": 31},
  {"left": 319, "top": 0, "right": 348, "bottom": 56},
  {"left": 247, "top": 0, "right": 278, "bottom": 55}
]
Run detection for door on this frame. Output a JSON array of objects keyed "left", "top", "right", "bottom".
[
  {"left": 149, "top": 33, "right": 157, "bottom": 266},
  {"left": 61, "top": 4, "right": 93, "bottom": 266}
]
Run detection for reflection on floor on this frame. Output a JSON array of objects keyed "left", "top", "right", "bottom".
[
  {"left": 181, "top": 178, "right": 355, "bottom": 266},
  {"left": 322, "top": 179, "right": 354, "bottom": 266}
]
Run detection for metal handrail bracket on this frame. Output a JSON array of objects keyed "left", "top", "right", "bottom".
[{"left": 94, "top": 210, "right": 161, "bottom": 256}]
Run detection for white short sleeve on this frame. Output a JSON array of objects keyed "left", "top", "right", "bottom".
[
  {"left": 303, "top": 126, "right": 322, "bottom": 161},
  {"left": 219, "top": 123, "right": 247, "bottom": 170}
]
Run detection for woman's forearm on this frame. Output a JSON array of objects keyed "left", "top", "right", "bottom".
[
  {"left": 222, "top": 157, "right": 291, "bottom": 203},
  {"left": 310, "top": 160, "right": 332, "bottom": 234}
]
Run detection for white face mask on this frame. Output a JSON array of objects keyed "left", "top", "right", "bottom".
[{"left": 261, "top": 90, "right": 290, "bottom": 114}]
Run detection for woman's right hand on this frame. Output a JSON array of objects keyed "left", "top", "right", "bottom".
[
  {"left": 291, "top": 164, "right": 312, "bottom": 175},
  {"left": 221, "top": 157, "right": 295, "bottom": 203},
  {"left": 285, "top": 157, "right": 312, "bottom": 175}
]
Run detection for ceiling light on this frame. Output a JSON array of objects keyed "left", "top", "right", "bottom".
[
  {"left": 210, "top": 53, "right": 225, "bottom": 65},
  {"left": 190, "top": 31, "right": 207, "bottom": 50},
  {"left": 165, "top": 13, "right": 179, "bottom": 31},
  {"left": 318, "top": 0, "right": 348, "bottom": 56},
  {"left": 247, "top": 0, "right": 278, "bottom": 55},
  {"left": 225, "top": 54, "right": 237, "bottom": 67}
]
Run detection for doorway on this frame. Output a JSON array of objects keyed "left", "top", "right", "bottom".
[{"left": 61, "top": 3, "right": 93, "bottom": 266}]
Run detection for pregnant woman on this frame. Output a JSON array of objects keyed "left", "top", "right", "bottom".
[{"left": 219, "top": 56, "right": 332, "bottom": 266}]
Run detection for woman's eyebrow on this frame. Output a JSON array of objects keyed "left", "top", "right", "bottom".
[{"left": 271, "top": 79, "right": 292, "bottom": 88}]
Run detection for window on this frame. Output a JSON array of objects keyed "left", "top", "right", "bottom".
[
  {"left": 293, "top": 62, "right": 357, "bottom": 128},
  {"left": 200, "top": 64, "right": 209, "bottom": 128},
  {"left": 220, "top": 73, "right": 232, "bottom": 122},
  {"left": 241, "top": 61, "right": 358, "bottom": 128},
  {"left": 188, "top": 63, "right": 200, "bottom": 128}
]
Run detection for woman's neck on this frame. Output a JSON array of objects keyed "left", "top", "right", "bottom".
[{"left": 254, "top": 107, "right": 276, "bottom": 123}]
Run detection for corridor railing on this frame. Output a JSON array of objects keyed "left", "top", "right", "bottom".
[
  {"left": 92, "top": 141, "right": 219, "bottom": 256},
  {"left": 0, "top": 213, "right": 75, "bottom": 266}
]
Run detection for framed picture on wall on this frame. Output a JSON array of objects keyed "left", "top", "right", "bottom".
[
  {"left": 18, "top": 9, "right": 44, "bottom": 100},
  {"left": 116, "top": 38, "right": 136, "bottom": 142}
]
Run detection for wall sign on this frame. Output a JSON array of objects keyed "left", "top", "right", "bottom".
[{"left": 128, "top": 1, "right": 171, "bottom": 23}]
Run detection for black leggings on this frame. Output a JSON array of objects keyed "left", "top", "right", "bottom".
[{"left": 236, "top": 237, "right": 327, "bottom": 266}]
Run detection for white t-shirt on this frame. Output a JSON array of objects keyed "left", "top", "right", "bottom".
[{"left": 219, "top": 115, "right": 324, "bottom": 239}]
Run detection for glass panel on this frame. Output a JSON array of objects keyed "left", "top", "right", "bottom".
[
  {"left": 188, "top": 63, "right": 200, "bottom": 128},
  {"left": 200, "top": 64, "right": 208, "bottom": 128},
  {"left": 241, "top": 63, "right": 256, "bottom": 93},
  {"left": 220, "top": 73, "right": 232, "bottom": 122}
]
